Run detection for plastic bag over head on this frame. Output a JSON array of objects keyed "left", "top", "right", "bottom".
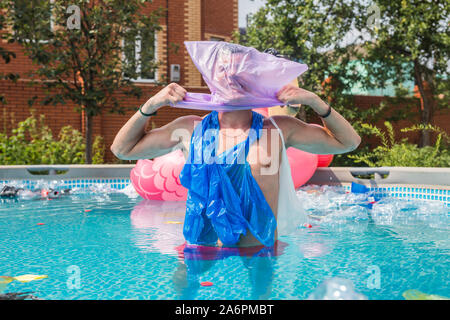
[{"left": 175, "top": 41, "right": 308, "bottom": 111}]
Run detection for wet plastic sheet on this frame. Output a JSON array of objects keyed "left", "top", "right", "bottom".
[
  {"left": 179, "top": 111, "right": 277, "bottom": 246},
  {"left": 174, "top": 41, "right": 308, "bottom": 111}
]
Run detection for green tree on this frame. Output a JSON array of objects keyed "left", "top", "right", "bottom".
[
  {"left": 237, "top": 0, "right": 449, "bottom": 151},
  {"left": 236, "top": 0, "right": 374, "bottom": 123},
  {"left": 0, "top": 4, "right": 19, "bottom": 104},
  {"left": 355, "top": 0, "right": 449, "bottom": 147},
  {"left": 2, "top": 0, "right": 165, "bottom": 163}
]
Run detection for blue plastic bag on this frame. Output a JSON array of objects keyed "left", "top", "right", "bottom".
[
  {"left": 351, "top": 182, "right": 380, "bottom": 209},
  {"left": 179, "top": 111, "right": 277, "bottom": 247},
  {"left": 351, "top": 182, "right": 370, "bottom": 194}
]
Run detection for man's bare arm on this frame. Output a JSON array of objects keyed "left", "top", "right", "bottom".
[
  {"left": 276, "top": 85, "right": 361, "bottom": 154},
  {"left": 110, "top": 83, "right": 200, "bottom": 160}
]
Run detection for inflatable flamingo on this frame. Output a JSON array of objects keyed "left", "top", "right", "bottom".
[{"left": 130, "top": 149, "right": 187, "bottom": 201}]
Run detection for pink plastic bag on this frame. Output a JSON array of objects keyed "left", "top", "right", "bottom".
[{"left": 174, "top": 41, "right": 308, "bottom": 111}]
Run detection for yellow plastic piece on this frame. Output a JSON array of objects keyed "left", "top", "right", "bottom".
[
  {"left": 165, "top": 221, "right": 182, "bottom": 224},
  {"left": 403, "top": 289, "right": 449, "bottom": 300},
  {"left": 0, "top": 276, "right": 13, "bottom": 284},
  {"left": 0, "top": 276, "right": 14, "bottom": 293}
]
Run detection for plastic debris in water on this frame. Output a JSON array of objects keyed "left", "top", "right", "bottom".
[
  {"left": 11, "top": 274, "right": 48, "bottom": 283},
  {"left": 200, "top": 281, "right": 214, "bottom": 287},
  {"left": 351, "top": 182, "right": 370, "bottom": 194},
  {"left": 0, "top": 276, "right": 14, "bottom": 293},
  {"left": 307, "top": 277, "right": 367, "bottom": 300},
  {"left": 0, "top": 276, "right": 13, "bottom": 284},
  {"left": 403, "top": 289, "right": 449, "bottom": 300},
  {"left": 0, "top": 274, "right": 48, "bottom": 293},
  {"left": 0, "top": 292, "right": 42, "bottom": 300},
  {"left": 165, "top": 221, "right": 183, "bottom": 224}
]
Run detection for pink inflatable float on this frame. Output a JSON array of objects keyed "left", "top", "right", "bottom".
[
  {"left": 286, "top": 147, "right": 318, "bottom": 189},
  {"left": 130, "top": 114, "right": 333, "bottom": 200},
  {"left": 317, "top": 154, "right": 334, "bottom": 167},
  {"left": 309, "top": 123, "right": 334, "bottom": 167}
]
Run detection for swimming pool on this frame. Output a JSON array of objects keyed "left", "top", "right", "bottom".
[{"left": 1, "top": 176, "right": 449, "bottom": 300}]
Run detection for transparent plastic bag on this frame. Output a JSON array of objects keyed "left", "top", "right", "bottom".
[{"left": 175, "top": 41, "right": 308, "bottom": 111}]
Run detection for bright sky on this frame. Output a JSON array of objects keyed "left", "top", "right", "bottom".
[
  {"left": 238, "top": 0, "right": 267, "bottom": 28},
  {"left": 238, "top": 0, "right": 363, "bottom": 47}
]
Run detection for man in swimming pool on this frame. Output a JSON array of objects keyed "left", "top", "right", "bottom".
[{"left": 111, "top": 51, "right": 361, "bottom": 248}]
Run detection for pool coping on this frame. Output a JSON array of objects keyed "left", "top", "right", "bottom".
[
  {"left": 1, "top": 165, "right": 449, "bottom": 205},
  {"left": 0, "top": 164, "right": 135, "bottom": 180},
  {"left": 0, "top": 165, "right": 449, "bottom": 188},
  {"left": 308, "top": 167, "right": 450, "bottom": 189}
]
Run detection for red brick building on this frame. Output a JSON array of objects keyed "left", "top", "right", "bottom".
[
  {"left": 0, "top": 0, "right": 238, "bottom": 162},
  {"left": 1, "top": 1, "right": 447, "bottom": 164}
]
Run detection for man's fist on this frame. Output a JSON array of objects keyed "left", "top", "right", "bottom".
[
  {"left": 142, "top": 83, "right": 187, "bottom": 113},
  {"left": 276, "top": 84, "right": 318, "bottom": 107}
]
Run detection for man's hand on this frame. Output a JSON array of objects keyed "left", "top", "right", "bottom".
[
  {"left": 276, "top": 84, "right": 318, "bottom": 107},
  {"left": 274, "top": 84, "right": 361, "bottom": 154},
  {"left": 142, "top": 83, "right": 187, "bottom": 114}
]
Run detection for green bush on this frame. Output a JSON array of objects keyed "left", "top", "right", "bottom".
[
  {"left": 92, "top": 135, "right": 105, "bottom": 165},
  {"left": 348, "top": 122, "right": 450, "bottom": 167},
  {"left": 331, "top": 145, "right": 371, "bottom": 167},
  {"left": 0, "top": 111, "right": 104, "bottom": 165}
]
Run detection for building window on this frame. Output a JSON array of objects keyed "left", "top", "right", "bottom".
[
  {"left": 210, "top": 36, "right": 224, "bottom": 41},
  {"left": 123, "top": 30, "right": 157, "bottom": 82},
  {"left": 13, "top": 0, "right": 54, "bottom": 42}
]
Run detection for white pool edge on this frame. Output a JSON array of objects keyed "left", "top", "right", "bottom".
[
  {"left": 0, "top": 165, "right": 449, "bottom": 205},
  {"left": 1, "top": 165, "right": 448, "bottom": 187}
]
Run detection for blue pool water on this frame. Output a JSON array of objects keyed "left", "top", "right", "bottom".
[{"left": 1, "top": 183, "right": 449, "bottom": 300}]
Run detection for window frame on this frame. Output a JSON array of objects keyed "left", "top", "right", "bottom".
[
  {"left": 122, "top": 30, "right": 158, "bottom": 83},
  {"left": 12, "top": 0, "right": 55, "bottom": 44}
]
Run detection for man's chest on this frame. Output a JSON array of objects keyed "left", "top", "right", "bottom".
[{"left": 181, "top": 126, "right": 282, "bottom": 172}]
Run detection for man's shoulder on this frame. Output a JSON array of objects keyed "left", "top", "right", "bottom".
[
  {"left": 262, "top": 115, "right": 310, "bottom": 147},
  {"left": 263, "top": 115, "right": 306, "bottom": 130},
  {"left": 169, "top": 115, "right": 203, "bottom": 131},
  {"left": 175, "top": 114, "right": 203, "bottom": 123}
]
